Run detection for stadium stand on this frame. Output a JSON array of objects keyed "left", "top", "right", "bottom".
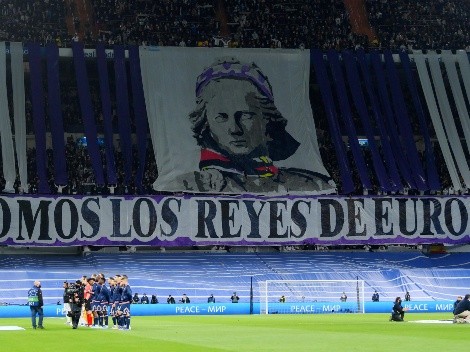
[
  {"left": 223, "top": 0, "right": 368, "bottom": 49},
  {"left": 0, "top": 3, "right": 470, "bottom": 321},
  {"left": 0, "top": 0, "right": 467, "bottom": 195},
  {"left": 365, "top": 0, "right": 470, "bottom": 50},
  {"left": 0, "top": 0, "right": 68, "bottom": 44},
  {"left": 1, "top": 1, "right": 468, "bottom": 50},
  {"left": 1, "top": 252, "right": 470, "bottom": 305},
  {"left": 91, "top": 0, "right": 217, "bottom": 46}
]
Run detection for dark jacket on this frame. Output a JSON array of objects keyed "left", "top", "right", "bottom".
[
  {"left": 393, "top": 301, "right": 404, "bottom": 314},
  {"left": 28, "top": 286, "right": 43, "bottom": 307},
  {"left": 453, "top": 299, "right": 462, "bottom": 314},
  {"left": 70, "top": 295, "right": 84, "bottom": 313},
  {"left": 454, "top": 298, "right": 470, "bottom": 315}
]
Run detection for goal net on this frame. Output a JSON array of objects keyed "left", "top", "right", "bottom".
[{"left": 259, "top": 280, "right": 365, "bottom": 314}]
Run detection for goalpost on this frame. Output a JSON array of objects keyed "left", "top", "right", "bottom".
[{"left": 259, "top": 279, "right": 365, "bottom": 314}]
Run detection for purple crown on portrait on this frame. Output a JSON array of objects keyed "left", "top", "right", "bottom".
[{"left": 195, "top": 57, "right": 274, "bottom": 101}]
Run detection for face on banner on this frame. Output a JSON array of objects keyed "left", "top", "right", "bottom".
[{"left": 204, "top": 80, "right": 268, "bottom": 156}]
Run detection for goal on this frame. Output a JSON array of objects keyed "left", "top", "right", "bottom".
[{"left": 259, "top": 279, "right": 365, "bottom": 314}]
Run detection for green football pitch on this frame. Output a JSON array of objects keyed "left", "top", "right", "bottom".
[{"left": 0, "top": 314, "right": 467, "bottom": 352}]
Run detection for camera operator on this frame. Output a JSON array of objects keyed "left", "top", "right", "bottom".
[
  {"left": 63, "top": 282, "right": 72, "bottom": 326},
  {"left": 64, "top": 281, "right": 85, "bottom": 325},
  {"left": 69, "top": 292, "right": 85, "bottom": 329},
  {"left": 390, "top": 296, "right": 408, "bottom": 321}
]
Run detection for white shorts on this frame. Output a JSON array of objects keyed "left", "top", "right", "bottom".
[{"left": 64, "top": 303, "right": 71, "bottom": 313}]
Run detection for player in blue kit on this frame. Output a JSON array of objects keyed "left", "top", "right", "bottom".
[
  {"left": 118, "top": 275, "right": 132, "bottom": 330},
  {"left": 91, "top": 276, "right": 102, "bottom": 327},
  {"left": 98, "top": 276, "right": 111, "bottom": 328},
  {"left": 108, "top": 277, "right": 117, "bottom": 329},
  {"left": 111, "top": 275, "right": 123, "bottom": 329}
]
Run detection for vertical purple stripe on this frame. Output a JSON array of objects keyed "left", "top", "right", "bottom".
[
  {"left": 399, "top": 52, "right": 440, "bottom": 191},
  {"left": 71, "top": 42, "right": 105, "bottom": 186},
  {"left": 27, "top": 43, "right": 50, "bottom": 194},
  {"left": 46, "top": 43, "right": 68, "bottom": 186},
  {"left": 311, "top": 49, "right": 354, "bottom": 194},
  {"left": 114, "top": 45, "right": 133, "bottom": 186},
  {"left": 327, "top": 50, "right": 372, "bottom": 190},
  {"left": 342, "top": 51, "right": 394, "bottom": 192},
  {"left": 384, "top": 51, "right": 427, "bottom": 191},
  {"left": 356, "top": 50, "right": 402, "bottom": 191},
  {"left": 129, "top": 46, "right": 149, "bottom": 193},
  {"left": 370, "top": 51, "right": 416, "bottom": 189},
  {"left": 96, "top": 43, "right": 117, "bottom": 185}
]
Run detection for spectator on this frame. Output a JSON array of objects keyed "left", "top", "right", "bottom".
[
  {"left": 180, "top": 293, "right": 190, "bottom": 304},
  {"left": 141, "top": 293, "right": 149, "bottom": 304},
  {"left": 151, "top": 295, "right": 159, "bottom": 304},
  {"left": 404, "top": 291, "right": 411, "bottom": 301},
  {"left": 372, "top": 290, "right": 379, "bottom": 302},
  {"left": 230, "top": 292, "right": 239, "bottom": 303},
  {"left": 132, "top": 293, "right": 140, "bottom": 304}
]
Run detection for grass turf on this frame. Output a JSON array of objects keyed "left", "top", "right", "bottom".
[{"left": 0, "top": 313, "right": 467, "bottom": 352}]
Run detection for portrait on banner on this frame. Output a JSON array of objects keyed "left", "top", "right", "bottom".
[{"left": 140, "top": 48, "right": 336, "bottom": 195}]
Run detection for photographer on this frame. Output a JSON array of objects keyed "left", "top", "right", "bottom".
[
  {"left": 390, "top": 297, "right": 408, "bottom": 322},
  {"left": 63, "top": 282, "right": 72, "bottom": 326},
  {"left": 453, "top": 294, "right": 470, "bottom": 323},
  {"left": 64, "top": 281, "right": 85, "bottom": 326},
  {"left": 180, "top": 294, "right": 190, "bottom": 304},
  {"left": 230, "top": 292, "right": 239, "bottom": 303},
  {"left": 69, "top": 292, "right": 85, "bottom": 329}
]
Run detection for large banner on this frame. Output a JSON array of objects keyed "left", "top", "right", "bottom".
[
  {"left": 0, "top": 195, "right": 469, "bottom": 246},
  {"left": 140, "top": 47, "right": 335, "bottom": 195}
]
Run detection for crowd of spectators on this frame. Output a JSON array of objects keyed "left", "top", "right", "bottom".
[
  {"left": 1, "top": 1, "right": 469, "bottom": 50},
  {"left": 92, "top": 0, "right": 217, "bottom": 47},
  {"left": 0, "top": 0, "right": 68, "bottom": 45},
  {"left": 21, "top": 139, "right": 157, "bottom": 195},
  {"left": 0, "top": 1, "right": 469, "bottom": 196},
  {"left": 223, "top": 0, "right": 368, "bottom": 50},
  {"left": 366, "top": 0, "right": 470, "bottom": 51}
]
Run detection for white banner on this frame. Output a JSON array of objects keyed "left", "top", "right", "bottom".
[
  {"left": 0, "top": 195, "right": 469, "bottom": 246},
  {"left": 10, "top": 42, "right": 28, "bottom": 192},
  {"left": 0, "top": 42, "right": 16, "bottom": 192},
  {"left": 140, "top": 47, "right": 335, "bottom": 195},
  {"left": 414, "top": 53, "right": 462, "bottom": 190}
]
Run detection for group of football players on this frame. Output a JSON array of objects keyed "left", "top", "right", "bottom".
[{"left": 64, "top": 274, "right": 132, "bottom": 330}]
